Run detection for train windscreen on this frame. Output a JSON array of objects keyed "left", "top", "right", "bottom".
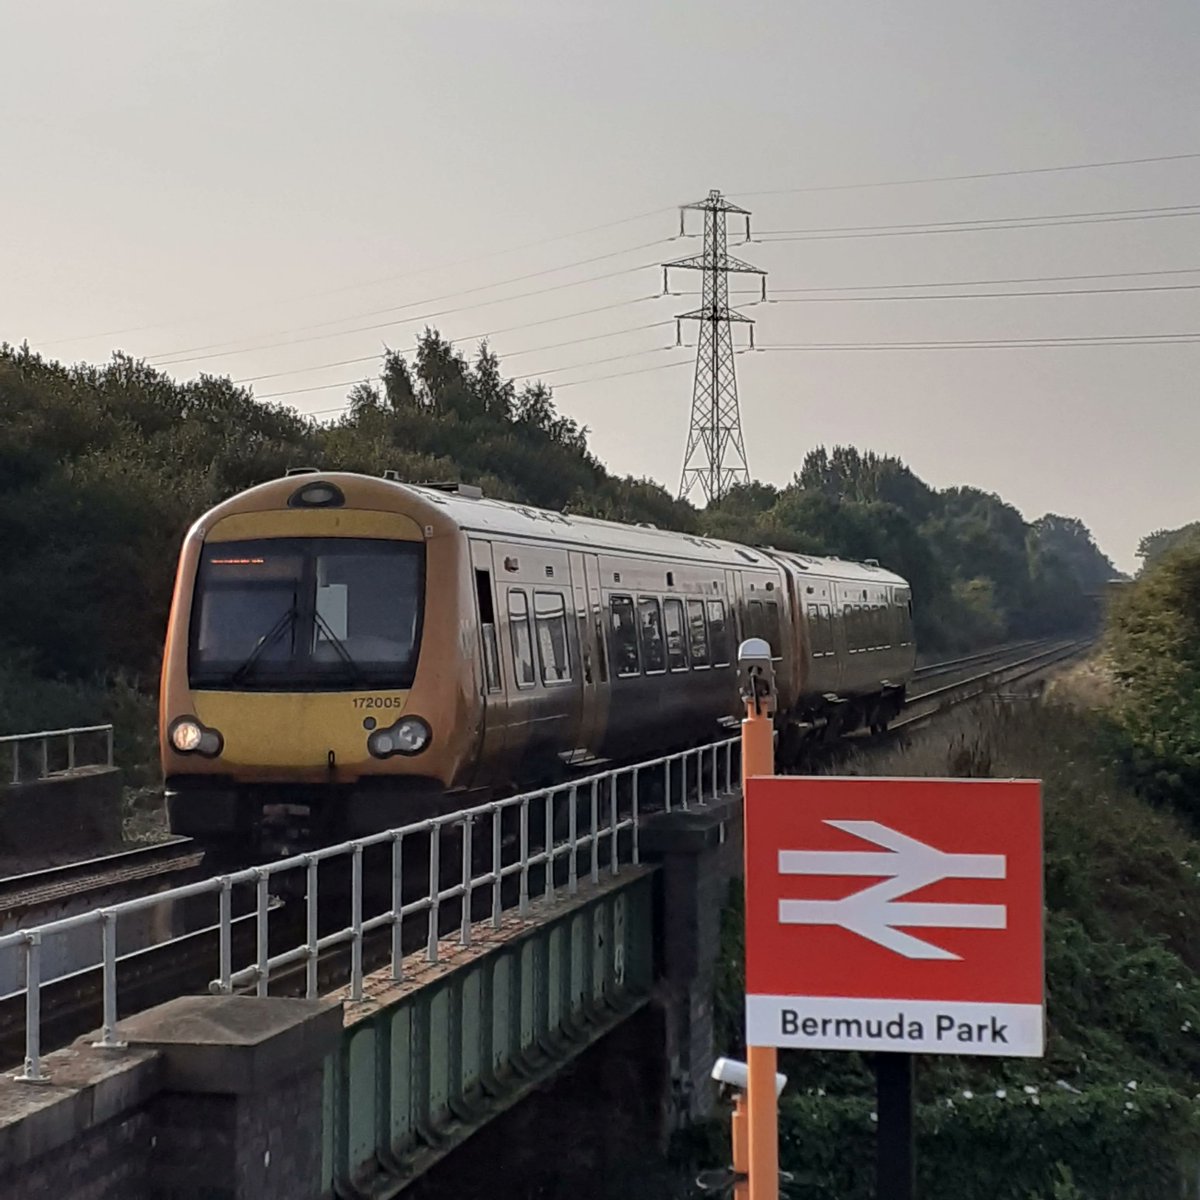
[{"left": 188, "top": 537, "right": 424, "bottom": 689}]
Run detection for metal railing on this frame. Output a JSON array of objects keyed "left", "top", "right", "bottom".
[
  {"left": 1, "top": 735, "right": 741, "bottom": 1082},
  {"left": 1, "top": 724, "right": 114, "bottom": 786}
]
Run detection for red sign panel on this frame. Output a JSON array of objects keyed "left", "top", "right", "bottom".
[{"left": 744, "top": 776, "right": 1043, "bottom": 1056}]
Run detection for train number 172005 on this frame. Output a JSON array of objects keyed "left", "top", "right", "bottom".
[{"left": 352, "top": 696, "right": 405, "bottom": 710}]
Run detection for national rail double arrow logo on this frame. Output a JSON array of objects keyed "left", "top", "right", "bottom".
[
  {"left": 743, "top": 776, "right": 1045, "bottom": 1057},
  {"left": 777, "top": 820, "right": 1006, "bottom": 960}
]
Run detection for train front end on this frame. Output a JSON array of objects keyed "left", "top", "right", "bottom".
[{"left": 159, "top": 473, "right": 479, "bottom": 858}]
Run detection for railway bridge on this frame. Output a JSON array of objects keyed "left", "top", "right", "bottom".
[{"left": 0, "top": 740, "right": 745, "bottom": 1200}]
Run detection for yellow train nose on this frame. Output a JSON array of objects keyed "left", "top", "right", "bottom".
[{"left": 192, "top": 691, "right": 410, "bottom": 771}]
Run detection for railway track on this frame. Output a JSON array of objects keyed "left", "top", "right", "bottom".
[
  {"left": 898, "top": 636, "right": 1087, "bottom": 730},
  {"left": 0, "top": 838, "right": 204, "bottom": 921},
  {"left": 0, "top": 635, "right": 1091, "bottom": 1073}
]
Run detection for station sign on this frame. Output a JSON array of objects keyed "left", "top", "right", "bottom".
[{"left": 744, "top": 776, "right": 1044, "bottom": 1057}]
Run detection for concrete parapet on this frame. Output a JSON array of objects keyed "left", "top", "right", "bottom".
[
  {"left": 121, "top": 994, "right": 342, "bottom": 1199},
  {"left": 0, "top": 995, "right": 341, "bottom": 1200},
  {"left": 0, "top": 767, "right": 124, "bottom": 859},
  {"left": 0, "top": 1044, "right": 160, "bottom": 1199},
  {"left": 641, "top": 794, "right": 744, "bottom": 1130}
]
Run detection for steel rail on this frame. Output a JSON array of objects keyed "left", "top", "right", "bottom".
[{"left": 0, "top": 839, "right": 202, "bottom": 914}]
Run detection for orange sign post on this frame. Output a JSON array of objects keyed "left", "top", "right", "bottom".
[{"left": 738, "top": 639, "right": 780, "bottom": 1200}]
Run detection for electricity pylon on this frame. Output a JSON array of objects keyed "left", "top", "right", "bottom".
[{"left": 664, "top": 190, "right": 767, "bottom": 503}]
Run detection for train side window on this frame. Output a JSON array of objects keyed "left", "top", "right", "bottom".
[
  {"left": 809, "top": 606, "right": 827, "bottom": 656},
  {"left": 762, "top": 600, "right": 781, "bottom": 659},
  {"left": 747, "top": 599, "right": 764, "bottom": 641},
  {"left": 663, "top": 598, "right": 688, "bottom": 671},
  {"left": 638, "top": 596, "right": 667, "bottom": 674},
  {"left": 609, "top": 595, "right": 641, "bottom": 677},
  {"left": 475, "top": 569, "right": 501, "bottom": 692},
  {"left": 844, "top": 604, "right": 857, "bottom": 652},
  {"left": 687, "top": 599, "right": 711, "bottom": 667},
  {"left": 508, "top": 590, "right": 535, "bottom": 688},
  {"left": 707, "top": 600, "right": 731, "bottom": 666},
  {"left": 534, "top": 591, "right": 571, "bottom": 684}
]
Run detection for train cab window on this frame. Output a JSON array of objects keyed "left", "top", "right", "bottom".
[
  {"left": 508, "top": 590, "right": 536, "bottom": 688},
  {"left": 707, "top": 600, "right": 731, "bottom": 666},
  {"left": 637, "top": 597, "right": 666, "bottom": 674},
  {"left": 475, "top": 569, "right": 501, "bottom": 692},
  {"left": 534, "top": 592, "right": 571, "bottom": 684},
  {"left": 609, "top": 595, "right": 641, "bottom": 677},
  {"left": 663, "top": 598, "right": 688, "bottom": 671},
  {"left": 687, "top": 599, "right": 711, "bottom": 667}
]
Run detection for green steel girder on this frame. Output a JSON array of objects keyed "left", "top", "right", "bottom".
[{"left": 323, "top": 868, "right": 655, "bottom": 1199}]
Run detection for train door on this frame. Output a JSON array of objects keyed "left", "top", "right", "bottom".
[
  {"left": 569, "top": 551, "right": 606, "bottom": 757},
  {"left": 469, "top": 541, "right": 508, "bottom": 766},
  {"left": 723, "top": 569, "right": 745, "bottom": 646}
]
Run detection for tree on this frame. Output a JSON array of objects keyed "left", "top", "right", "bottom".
[
  {"left": 1107, "top": 545, "right": 1200, "bottom": 816},
  {"left": 1138, "top": 523, "right": 1200, "bottom": 572},
  {"left": 1033, "top": 514, "right": 1123, "bottom": 590}
]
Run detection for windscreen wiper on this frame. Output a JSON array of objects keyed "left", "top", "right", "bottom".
[
  {"left": 231, "top": 601, "right": 299, "bottom": 685},
  {"left": 312, "top": 609, "right": 365, "bottom": 681}
]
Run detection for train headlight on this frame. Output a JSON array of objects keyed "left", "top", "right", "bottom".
[
  {"left": 367, "top": 716, "right": 431, "bottom": 759},
  {"left": 170, "top": 719, "right": 203, "bottom": 753},
  {"left": 169, "top": 717, "right": 223, "bottom": 757},
  {"left": 392, "top": 717, "right": 431, "bottom": 755}
]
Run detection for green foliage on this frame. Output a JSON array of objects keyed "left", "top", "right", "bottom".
[
  {"left": 1106, "top": 547, "right": 1200, "bottom": 816},
  {"left": 1137, "top": 521, "right": 1200, "bottom": 571},
  {"left": 706, "top": 446, "right": 1101, "bottom": 652}
]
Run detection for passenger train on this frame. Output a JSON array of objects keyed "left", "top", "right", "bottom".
[{"left": 159, "top": 471, "right": 915, "bottom": 854}]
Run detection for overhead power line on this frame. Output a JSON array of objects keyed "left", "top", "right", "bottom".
[
  {"left": 733, "top": 150, "right": 1200, "bottom": 199},
  {"left": 752, "top": 204, "right": 1200, "bottom": 243},
  {"left": 38, "top": 204, "right": 676, "bottom": 349},
  {"left": 150, "top": 238, "right": 669, "bottom": 366},
  {"left": 764, "top": 283, "right": 1200, "bottom": 303},
  {"left": 766, "top": 265, "right": 1200, "bottom": 293},
  {"left": 235, "top": 317, "right": 672, "bottom": 386},
  {"left": 230, "top": 294, "right": 661, "bottom": 384},
  {"left": 153, "top": 263, "right": 660, "bottom": 370},
  {"left": 303, "top": 351, "right": 697, "bottom": 418},
  {"left": 255, "top": 339, "right": 679, "bottom": 402},
  {"left": 746, "top": 333, "right": 1200, "bottom": 351}
]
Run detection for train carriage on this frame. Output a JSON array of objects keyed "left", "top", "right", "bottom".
[{"left": 160, "top": 471, "right": 915, "bottom": 855}]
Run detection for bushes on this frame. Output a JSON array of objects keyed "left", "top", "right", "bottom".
[{"left": 1106, "top": 546, "right": 1200, "bottom": 818}]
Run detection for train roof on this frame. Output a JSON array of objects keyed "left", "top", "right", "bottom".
[{"left": 361, "top": 475, "right": 908, "bottom": 587}]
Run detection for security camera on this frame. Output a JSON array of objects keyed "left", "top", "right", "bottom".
[{"left": 711, "top": 1056, "right": 787, "bottom": 1097}]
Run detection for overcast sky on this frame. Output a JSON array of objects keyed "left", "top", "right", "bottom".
[{"left": 4, "top": 0, "right": 1198, "bottom": 572}]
